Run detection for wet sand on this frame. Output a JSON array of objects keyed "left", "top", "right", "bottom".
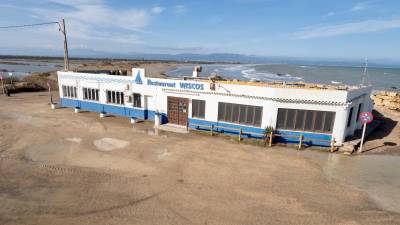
[{"left": 1, "top": 92, "right": 400, "bottom": 225}]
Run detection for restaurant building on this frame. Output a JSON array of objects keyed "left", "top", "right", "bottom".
[{"left": 58, "top": 67, "right": 372, "bottom": 147}]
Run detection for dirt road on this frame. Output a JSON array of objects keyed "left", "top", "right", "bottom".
[{"left": 1, "top": 92, "right": 399, "bottom": 225}]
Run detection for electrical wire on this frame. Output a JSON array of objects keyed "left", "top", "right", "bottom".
[{"left": 0, "top": 21, "right": 59, "bottom": 29}]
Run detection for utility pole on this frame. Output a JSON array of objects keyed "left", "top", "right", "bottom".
[{"left": 59, "top": 19, "right": 69, "bottom": 71}]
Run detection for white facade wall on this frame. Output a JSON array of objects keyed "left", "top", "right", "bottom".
[{"left": 58, "top": 69, "right": 373, "bottom": 146}]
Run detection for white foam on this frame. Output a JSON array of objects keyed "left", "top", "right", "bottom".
[
  {"left": 240, "top": 68, "right": 302, "bottom": 82},
  {"left": 223, "top": 65, "right": 245, "bottom": 71}
]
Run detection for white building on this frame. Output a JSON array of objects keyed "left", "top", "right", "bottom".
[{"left": 57, "top": 67, "right": 372, "bottom": 147}]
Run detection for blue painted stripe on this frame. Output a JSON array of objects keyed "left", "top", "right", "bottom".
[
  {"left": 189, "top": 118, "right": 332, "bottom": 147},
  {"left": 59, "top": 98, "right": 166, "bottom": 121},
  {"left": 60, "top": 98, "right": 80, "bottom": 108},
  {"left": 274, "top": 130, "right": 332, "bottom": 147},
  {"left": 189, "top": 118, "right": 265, "bottom": 138}
]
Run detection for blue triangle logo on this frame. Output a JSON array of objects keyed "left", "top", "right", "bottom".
[{"left": 135, "top": 71, "right": 143, "bottom": 84}]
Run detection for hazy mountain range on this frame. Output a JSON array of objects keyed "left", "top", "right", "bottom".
[{"left": 1, "top": 47, "right": 400, "bottom": 68}]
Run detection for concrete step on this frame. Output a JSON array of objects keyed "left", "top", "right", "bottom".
[
  {"left": 341, "top": 120, "right": 382, "bottom": 154},
  {"left": 155, "top": 124, "right": 189, "bottom": 134}
]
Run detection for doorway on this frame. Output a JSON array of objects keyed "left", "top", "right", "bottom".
[{"left": 167, "top": 97, "right": 189, "bottom": 126}]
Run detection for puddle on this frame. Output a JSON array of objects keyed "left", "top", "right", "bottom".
[
  {"left": 322, "top": 154, "right": 400, "bottom": 213},
  {"left": 286, "top": 149, "right": 400, "bottom": 214},
  {"left": 23, "top": 140, "right": 72, "bottom": 164},
  {"left": 131, "top": 126, "right": 168, "bottom": 137},
  {"left": 93, "top": 138, "right": 129, "bottom": 152}
]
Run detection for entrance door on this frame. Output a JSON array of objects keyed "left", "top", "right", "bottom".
[{"left": 167, "top": 97, "right": 188, "bottom": 126}]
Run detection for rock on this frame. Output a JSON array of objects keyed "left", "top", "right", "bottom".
[
  {"left": 379, "top": 95, "right": 393, "bottom": 100},
  {"left": 387, "top": 102, "right": 400, "bottom": 110},
  {"left": 372, "top": 91, "right": 400, "bottom": 111}
]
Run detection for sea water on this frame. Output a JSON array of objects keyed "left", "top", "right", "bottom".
[
  {"left": 167, "top": 63, "right": 400, "bottom": 91},
  {"left": 0, "top": 60, "right": 64, "bottom": 78}
]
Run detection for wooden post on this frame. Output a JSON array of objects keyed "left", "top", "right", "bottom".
[
  {"left": 269, "top": 131, "right": 273, "bottom": 147},
  {"left": 330, "top": 138, "right": 336, "bottom": 153},
  {"left": 298, "top": 135, "right": 303, "bottom": 150},
  {"left": 1, "top": 77, "right": 4, "bottom": 95},
  {"left": 238, "top": 128, "right": 242, "bottom": 142},
  {"left": 60, "top": 19, "right": 69, "bottom": 71},
  {"left": 210, "top": 124, "right": 214, "bottom": 136},
  {"left": 186, "top": 120, "right": 189, "bottom": 131}
]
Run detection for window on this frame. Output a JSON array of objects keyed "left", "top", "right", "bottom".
[
  {"left": 192, "top": 99, "right": 205, "bottom": 119},
  {"left": 127, "top": 96, "right": 133, "bottom": 103},
  {"left": 133, "top": 93, "right": 142, "bottom": 108},
  {"left": 62, "top": 85, "right": 77, "bottom": 98},
  {"left": 218, "top": 102, "right": 262, "bottom": 127},
  {"left": 356, "top": 103, "right": 363, "bottom": 122},
  {"left": 276, "top": 108, "right": 335, "bottom": 133},
  {"left": 106, "top": 90, "right": 124, "bottom": 105},
  {"left": 82, "top": 87, "right": 99, "bottom": 101},
  {"left": 347, "top": 107, "right": 354, "bottom": 128}
]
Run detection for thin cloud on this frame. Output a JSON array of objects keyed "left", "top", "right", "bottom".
[
  {"left": 323, "top": 1, "right": 371, "bottom": 18},
  {"left": 151, "top": 6, "right": 164, "bottom": 14},
  {"left": 323, "top": 12, "right": 336, "bottom": 18},
  {"left": 40, "top": 1, "right": 152, "bottom": 31},
  {"left": 0, "top": 0, "right": 162, "bottom": 53},
  {"left": 174, "top": 5, "right": 187, "bottom": 14},
  {"left": 350, "top": 2, "right": 369, "bottom": 12},
  {"left": 291, "top": 18, "right": 400, "bottom": 40}
]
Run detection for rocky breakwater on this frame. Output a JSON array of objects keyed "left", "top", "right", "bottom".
[{"left": 372, "top": 91, "right": 400, "bottom": 111}]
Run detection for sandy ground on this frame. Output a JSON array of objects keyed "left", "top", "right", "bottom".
[
  {"left": 1, "top": 92, "right": 400, "bottom": 225},
  {"left": 362, "top": 106, "right": 400, "bottom": 154}
]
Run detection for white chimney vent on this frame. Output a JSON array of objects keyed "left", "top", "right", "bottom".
[{"left": 192, "top": 66, "right": 202, "bottom": 78}]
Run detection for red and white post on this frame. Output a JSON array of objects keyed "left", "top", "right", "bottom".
[{"left": 358, "top": 112, "right": 373, "bottom": 153}]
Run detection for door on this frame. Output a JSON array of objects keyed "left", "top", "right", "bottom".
[{"left": 167, "top": 97, "right": 188, "bottom": 126}]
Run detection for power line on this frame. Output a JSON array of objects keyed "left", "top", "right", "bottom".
[
  {"left": 0, "top": 19, "right": 70, "bottom": 71},
  {"left": 0, "top": 21, "right": 59, "bottom": 29}
]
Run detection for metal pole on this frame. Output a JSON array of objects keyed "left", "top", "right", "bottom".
[
  {"left": 358, "top": 123, "right": 367, "bottom": 153},
  {"left": 60, "top": 19, "right": 69, "bottom": 71},
  {"left": 298, "top": 135, "right": 303, "bottom": 150},
  {"left": 48, "top": 86, "right": 53, "bottom": 104}
]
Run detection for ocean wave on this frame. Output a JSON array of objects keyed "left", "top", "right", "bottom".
[
  {"left": 331, "top": 80, "right": 342, "bottom": 84},
  {"left": 223, "top": 65, "right": 246, "bottom": 72},
  {"left": 299, "top": 65, "right": 314, "bottom": 69},
  {"left": 240, "top": 68, "right": 302, "bottom": 82}
]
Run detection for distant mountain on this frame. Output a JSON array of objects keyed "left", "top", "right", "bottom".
[{"left": 1, "top": 48, "right": 399, "bottom": 68}]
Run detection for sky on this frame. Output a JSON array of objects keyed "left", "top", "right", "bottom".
[{"left": 0, "top": 0, "right": 400, "bottom": 62}]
